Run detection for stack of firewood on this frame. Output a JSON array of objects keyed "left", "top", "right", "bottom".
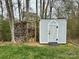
[
  {"left": 14, "top": 21, "right": 36, "bottom": 42},
  {"left": 14, "top": 21, "right": 27, "bottom": 41}
]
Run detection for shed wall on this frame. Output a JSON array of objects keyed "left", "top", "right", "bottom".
[{"left": 39, "top": 19, "right": 67, "bottom": 44}]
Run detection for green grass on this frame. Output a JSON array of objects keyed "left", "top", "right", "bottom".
[{"left": 0, "top": 44, "right": 79, "bottom": 59}]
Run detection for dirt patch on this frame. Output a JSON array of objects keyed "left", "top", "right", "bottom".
[
  {"left": 23, "top": 42, "right": 45, "bottom": 47},
  {"left": 0, "top": 42, "right": 45, "bottom": 47}
]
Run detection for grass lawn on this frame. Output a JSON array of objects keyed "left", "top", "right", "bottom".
[{"left": 0, "top": 43, "right": 79, "bottom": 59}]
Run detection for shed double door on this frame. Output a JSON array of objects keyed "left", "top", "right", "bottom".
[{"left": 48, "top": 24, "right": 58, "bottom": 43}]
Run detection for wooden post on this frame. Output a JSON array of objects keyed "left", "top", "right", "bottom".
[
  {"left": 35, "top": 20, "right": 37, "bottom": 42},
  {"left": 36, "top": 0, "right": 38, "bottom": 42},
  {"left": 26, "top": 22, "right": 28, "bottom": 42}
]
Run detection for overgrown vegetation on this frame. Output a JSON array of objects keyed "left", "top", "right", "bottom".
[
  {"left": 0, "top": 20, "right": 11, "bottom": 41},
  {"left": 0, "top": 44, "right": 79, "bottom": 59},
  {"left": 67, "top": 15, "right": 79, "bottom": 39},
  {"left": 0, "top": 16, "right": 79, "bottom": 42}
]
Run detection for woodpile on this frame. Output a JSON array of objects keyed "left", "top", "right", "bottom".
[
  {"left": 14, "top": 21, "right": 36, "bottom": 43},
  {"left": 14, "top": 12, "right": 39, "bottom": 43}
]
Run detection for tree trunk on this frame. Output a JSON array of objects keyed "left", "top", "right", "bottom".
[
  {"left": 42, "top": 0, "right": 45, "bottom": 18},
  {"left": 0, "top": 0, "right": 3, "bottom": 40},
  {"left": 9, "top": 0, "right": 16, "bottom": 43},
  {"left": 40, "top": 0, "right": 43, "bottom": 18},
  {"left": 22, "top": 0, "right": 25, "bottom": 20},
  {"left": 0, "top": 0, "right": 3, "bottom": 20},
  {"left": 11, "top": 21, "right": 15, "bottom": 43},
  {"left": 49, "top": 0, "right": 53, "bottom": 19},
  {"left": 5, "top": 0, "right": 16, "bottom": 43},
  {"left": 26, "top": 0, "right": 29, "bottom": 12},
  {"left": 35, "top": 0, "right": 38, "bottom": 42},
  {"left": 36, "top": 0, "right": 38, "bottom": 15},
  {"left": 45, "top": 0, "right": 49, "bottom": 19},
  {"left": 17, "top": 0, "right": 21, "bottom": 21}
]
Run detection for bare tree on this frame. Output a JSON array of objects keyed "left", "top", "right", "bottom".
[
  {"left": 9, "top": 0, "right": 15, "bottom": 43},
  {"left": 0, "top": 0, "right": 3, "bottom": 40},
  {"left": 40, "top": 0, "right": 50, "bottom": 19},
  {"left": 26, "top": 0, "right": 30, "bottom": 12},
  {"left": 42, "top": 0, "right": 45, "bottom": 18},
  {"left": 44, "top": 0, "right": 49, "bottom": 19},
  {"left": 20, "top": 1, "right": 24, "bottom": 21},
  {"left": 17, "top": 0, "right": 21, "bottom": 21},
  {"left": 0, "top": 0, "right": 3, "bottom": 20},
  {"left": 36, "top": 0, "right": 38, "bottom": 15},
  {"left": 40, "top": 0, "right": 43, "bottom": 18},
  {"left": 76, "top": 1, "right": 79, "bottom": 16},
  {"left": 5, "top": 0, "right": 16, "bottom": 43},
  {"left": 49, "top": 0, "right": 53, "bottom": 19}
]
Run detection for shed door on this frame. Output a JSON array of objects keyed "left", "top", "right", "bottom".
[{"left": 48, "top": 21, "right": 58, "bottom": 43}]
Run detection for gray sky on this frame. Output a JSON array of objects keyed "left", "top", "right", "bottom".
[
  {"left": 0, "top": 0, "right": 39, "bottom": 19},
  {"left": 13, "top": 0, "right": 38, "bottom": 19},
  {"left": 0, "top": 0, "right": 79, "bottom": 19}
]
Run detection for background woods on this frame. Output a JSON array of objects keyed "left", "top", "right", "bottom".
[{"left": 0, "top": 0, "right": 79, "bottom": 44}]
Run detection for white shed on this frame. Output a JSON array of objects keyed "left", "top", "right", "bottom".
[{"left": 39, "top": 19, "right": 67, "bottom": 44}]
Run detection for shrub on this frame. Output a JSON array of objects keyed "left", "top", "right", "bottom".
[
  {"left": 0, "top": 20, "right": 11, "bottom": 41},
  {"left": 67, "top": 16, "right": 79, "bottom": 39}
]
